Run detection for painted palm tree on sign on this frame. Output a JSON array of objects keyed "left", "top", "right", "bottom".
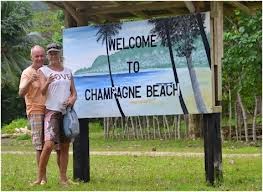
[
  {"left": 149, "top": 18, "right": 189, "bottom": 114},
  {"left": 170, "top": 14, "right": 208, "bottom": 113},
  {"left": 95, "top": 22, "right": 125, "bottom": 117}
]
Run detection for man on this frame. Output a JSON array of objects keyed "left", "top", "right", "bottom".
[{"left": 19, "top": 45, "right": 59, "bottom": 184}]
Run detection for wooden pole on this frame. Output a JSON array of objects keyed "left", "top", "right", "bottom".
[
  {"left": 203, "top": 1, "right": 223, "bottom": 185},
  {"left": 73, "top": 118, "right": 90, "bottom": 182},
  {"left": 203, "top": 113, "right": 223, "bottom": 184}
]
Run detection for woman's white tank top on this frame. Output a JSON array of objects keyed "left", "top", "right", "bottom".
[{"left": 39, "top": 66, "right": 72, "bottom": 114}]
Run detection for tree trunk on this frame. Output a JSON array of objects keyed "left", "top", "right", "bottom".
[
  {"left": 164, "top": 20, "right": 188, "bottom": 114},
  {"left": 124, "top": 117, "right": 129, "bottom": 140},
  {"left": 177, "top": 115, "right": 181, "bottom": 139},
  {"left": 237, "top": 92, "right": 248, "bottom": 142},
  {"left": 121, "top": 117, "right": 124, "bottom": 139},
  {"left": 184, "top": 114, "right": 189, "bottom": 138},
  {"left": 186, "top": 55, "right": 207, "bottom": 113},
  {"left": 130, "top": 117, "right": 136, "bottom": 139},
  {"left": 228, "top": 89, "right": 232, "bottom": 140},
  {"left": 164, "top": 116, "right": 171, "bottom": 139},
  {"left": 105, "top": 33, "right": 125, "bottom": 117},
  {"left": 104, "top": 118, "right": 107, "bottom": 139},
  {"left": 162, "top": 116, "right": 167, "bottom": 139},
  {"left": 112, "top": 117, "right": 118, "bottom": 139},
  {"left": 188, "top": 114, "right": 196, "bottom": 139},
  {"left": 137, "top": 116, "right": 144, "bottom": 139},
  {"left": 236, "top": 101, "right": 242, "bottom": 139},
  {"left": 153, "top": 116, "right": 156, "bottom": 139},
  {"left": 155, "top": 116, "right": 161, "bottom": 139},
  {"left": 146, "top": 116, "right": 150, "bottom": 140},
  {"left": 173, "top": 115, "right": 177, "bottom": 139},
  {"left": 106, "top": 117, "right": 110, "bottom": 139},
  {"left": 252, "top": 96, "right": 258, "bottom": 141},
  {"left": 235, "top": 102, "right": 239, "bottom": 141}
]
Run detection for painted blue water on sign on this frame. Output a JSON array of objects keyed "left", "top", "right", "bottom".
[{"left": 73, "top": 68, "right": 212, "bottom": 118}]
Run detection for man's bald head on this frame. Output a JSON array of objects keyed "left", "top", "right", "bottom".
[
  {"left": 31, "top": 45, "right": 45, "bottom": 57},
  {"left": 31, "top": 45, "right": 45, "bottom": 69}
]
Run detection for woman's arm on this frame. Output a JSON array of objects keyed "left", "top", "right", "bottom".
[
  {"left": 39, "top": 70, "right": 54, "bottom": 95},
  {"left": 65, "top": 76, "right": 77, "bottom": 107}
]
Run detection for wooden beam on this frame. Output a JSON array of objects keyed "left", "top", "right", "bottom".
[
  {"left": 62, "top": 2, "right": 86, "bottom": 26},
  {"left": 226, "top": 1, "right": 251, "bottom": 15},
  {"left": 184, "top": 1, "right": 195, "bottom": 13},
  {"left": 46, "top": 1, "right": 64, "bottom": 10},
  {"left": 132, "top": 11, "right": 150, "bottom": 19},
  {"left": 64, "top": 10, "right": 77, "bottom": 28},
  {"left": 167, "top": 8, "right": 189, "bottom": 16},
  {"left": 194, "top": 1, "right": 206, "bottom": 12},
  {"left": 77, "top": 2, "right": 181, "bottom": 15}
]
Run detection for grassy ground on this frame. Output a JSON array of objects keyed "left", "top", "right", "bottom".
[
  {"left": 1, "top": 122, "right": 262, "bottom": 190},
  {"left": 1, "top": 153, "right": 261, "bottom": 191}
]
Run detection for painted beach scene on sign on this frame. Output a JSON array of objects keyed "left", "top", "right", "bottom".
[{"left": 63, "top": 12, "right": 212, "bottom": 118}]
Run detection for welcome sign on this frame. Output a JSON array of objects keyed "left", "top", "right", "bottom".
[{"left": 63, "top": 12, "right": 212, "bottom": 118}]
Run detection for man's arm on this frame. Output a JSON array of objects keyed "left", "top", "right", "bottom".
[{"left": 18, "top": 73, "right": 37, "bottom": 97}]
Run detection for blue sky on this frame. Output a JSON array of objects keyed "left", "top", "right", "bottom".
[{"left": 63, "top": 12, "right": 210, "bottom": 73}]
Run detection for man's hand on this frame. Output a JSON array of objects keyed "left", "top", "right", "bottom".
[{"left": 29, "top": 73, "right": 39, "bottom": 83}]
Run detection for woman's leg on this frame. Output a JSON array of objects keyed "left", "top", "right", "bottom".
[
  {"left": 33, "top": 111, "right": 60, "bottom": 184},
  {"left": 33, "top": 140, "right": 54, "bottom": 184}
]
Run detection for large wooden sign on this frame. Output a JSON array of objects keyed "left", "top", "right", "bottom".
[{"left": 63, "top": 12, "right": 212, "bottom": 118}]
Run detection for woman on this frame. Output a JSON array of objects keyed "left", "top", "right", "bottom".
[{"left": 34, "top": 43, "right": 77, "bottom": 185}]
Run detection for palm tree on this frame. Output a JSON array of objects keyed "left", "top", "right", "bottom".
[
  {"left": 195, "top": 13, "right": 211, "bottom": 68},
  {"left": 169, "top": 14, "right": 208, "bottom": 113},
  {"left": 1, "top": 1, "right": 33, "bottom": 89},
  {"left": 149, "top": 18, "right": 189, "bottom": 114},
  {"left": 95, "top": 22, "right": 125, "bottom": 117}
]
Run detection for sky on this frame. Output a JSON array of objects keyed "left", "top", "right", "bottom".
[{"left": 63, "top": 12, "right": 210, "bottom": 73}]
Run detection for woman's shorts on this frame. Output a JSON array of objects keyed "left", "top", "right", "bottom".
[
  {"left": 44, "top": 110, "right": 70, "bottom": 144},
  {"left": 28, "top": 114, "right": 44, "bottom": 150}
]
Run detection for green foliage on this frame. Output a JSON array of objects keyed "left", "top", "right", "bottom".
[
  {"left": 1, "top": 86, "right": 26, "bottom": 125},
  {"left": 2, "top": 118, "right": 28, "bottom": 134},
  {"left": 1, "top": 1, "right": 33, "bottom": 88},
  {"left": 223, "top": 10, "right": 262, "bottom": 112},
  {"left": 30, "top": 10, "right": 64, "bottom": 45}
]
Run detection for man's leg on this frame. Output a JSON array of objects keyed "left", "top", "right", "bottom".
[
  {"left": 30, "top": 114, "right": 47, "bottom": 183},
  {"left": 59, "top": 142, "right": 70, "bottom": 184}
]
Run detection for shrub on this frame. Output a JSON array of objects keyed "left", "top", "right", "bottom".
[{"left": 2, "top": 118, "right": 28, "bottom": 134}]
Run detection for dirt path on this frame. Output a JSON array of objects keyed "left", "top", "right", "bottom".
[{"left": 1, "top": 151, "right": 261, "bottom": 157}]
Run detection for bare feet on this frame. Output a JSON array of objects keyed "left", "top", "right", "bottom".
[
  {"left": 30, "top": 180, "right": 41, "bottom": 186},
  {"left": 40, "top": 180, "right": 47, "bottom": 185},
  {"left": 59, "top": 179, "right": 69, "bottom": 186}
]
